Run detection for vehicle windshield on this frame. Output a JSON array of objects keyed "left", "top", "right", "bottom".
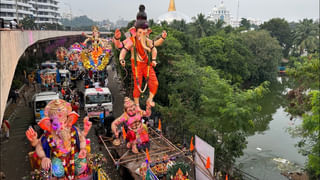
[
  {"left": 35, "top": 100, "right": 49, "bottom": 110},
  {"left": 41, "top": 64, "right": 56, "bottom": 69},
  {"left": 86, "top": 94, "right": 111, "bottom": 104}
]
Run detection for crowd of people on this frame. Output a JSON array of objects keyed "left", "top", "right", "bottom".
[{"left": 58, "top": 86, "right": 84, "bottom": 114}]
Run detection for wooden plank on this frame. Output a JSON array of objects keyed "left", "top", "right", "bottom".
[{"left": 99, "top": 135, "right": 117, "bottom": 164}]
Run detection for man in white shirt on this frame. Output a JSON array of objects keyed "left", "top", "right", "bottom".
[
  {"left": 10, "top": 19, "right": 17, "bottom": 29},
  {"left": 93, "top": 80, "right": 100, "bottom": 88}
]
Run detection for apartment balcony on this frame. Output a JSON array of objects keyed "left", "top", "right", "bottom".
[
  {"left": 0, "top": 8, "right": 34, "bottom": 15},
  {"left": 28, "top": 1, "right": 59, "bottom": 8},
  {"left": 37, "top": 14, "right": 58, "bottom": 19},
  {"left": 37, "top": 8, "right": 59, "bottom": 14},
  {"left": 1, "top": 0, "right": 33, "bottom": 8}
]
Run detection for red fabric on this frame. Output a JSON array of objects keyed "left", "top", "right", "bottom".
[
  {"left": 89, "top": 70, "right": 93, "bottom": 79},
  {"left": 131, "top": 58, "right": 158, "bottom": 98},
  {"left": 139, "top": 128, "right": 149, "bottom": 143},
  {"left": 72, "top": 104, "right": 79, "bottom": 113},
  {"left": 3, "top": 120, "right": 10, "bottom": 129},
  {"left": 126, "top": 130, "right": 136, "bottom": 142},
  {"left": 131, "top": 37, "right": 147, "bottom": 62},
  {"left": 61, "top": 88, "right": 66, "bottom": 96}
]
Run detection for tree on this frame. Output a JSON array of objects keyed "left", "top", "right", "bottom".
[
  {"left": 260, "top": 18, "right": 293, "bottom": 57},
  {"left": 157, "top": 55, "right": 269, "bottom": 173},
  {"left": 240, "top": 18, "right": 251, "bottom": 30},
  {"left": 169, "top": 19, "right": 187, "bottom": 32},
  {"left": 240, "top": 30, "right": 283, "bottom": 85},
  {"left": 21, "top": 16, "right": 36, "bottom": 30},
  {"left": 198, "top": 34, "right": 252, "bottom": 84},
  {"left": 61, "top": 15, "right": 96, "bottom": 28},
  {"left": 286, "top": 54, "right": 320, "bottom": 178},
  {"left": 190, "top": 13, "right": 212, "bottom": 38},
  {"left": 292, "top": 19, "right": 319, "bottom": 55}
]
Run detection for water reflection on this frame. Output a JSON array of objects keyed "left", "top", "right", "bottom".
[{"left": 236, "top": 77, "right": 306, "bottom": 179}]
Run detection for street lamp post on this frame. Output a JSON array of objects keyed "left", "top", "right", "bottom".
[
  {"left": 15, "top": 0, "right": 19, "bottom": 23},
  {"left": 55, "top": 14, "right": 57, "bottom": 30}
]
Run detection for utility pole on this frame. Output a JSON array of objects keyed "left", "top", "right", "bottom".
[
  {"left": 70, "top": 9, "right": 72, "bottom": 31},
  {"left": 36, "top": 0, "right": 39, "bottom": 29},
  {"left": 236, "top": 0, "right": 240, "bottom": 27},
  {"left": 62, "top": 3, "right": 72, "bottom": 31}
]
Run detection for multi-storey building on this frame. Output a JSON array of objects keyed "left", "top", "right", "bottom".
[
  {"left": 0, "top": 0, "right": 60, "bottom": 24},
  {"left": 29, "top": 0, "right": 60, "bottom": 24},
  {"left": 0, "top": 0, "right": 33, "bottom": 22}
]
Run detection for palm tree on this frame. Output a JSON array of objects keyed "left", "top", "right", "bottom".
[
  {"left": 169, "top": 19, "right": 187, "bottom": 32},
  {"left": 192, "top": 13, "right": 210, "bottom": 38},
  {"left": 293, "top": 19, "right": 319, "bottom": 55}
]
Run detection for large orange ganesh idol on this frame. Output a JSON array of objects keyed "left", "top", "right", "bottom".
[{"left": 113, "top": 5, "right": 167, "bottom": 109}]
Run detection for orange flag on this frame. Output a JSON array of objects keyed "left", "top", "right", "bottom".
[
  {"left": 158, "top": 119, "right": 162, "bottom": 131},
  {"left": 122, "top": 126, "right": 127, "bottom": 140},
  {"left": 205, "top": 156, "right": 211, "bottom": 169},
  {"left": 146, "top": 148, "right": 151, "bottom": 163},
  {"left": 226, "top": 174, "right": 228, "bottom": 180},
  {"left": 190, "top": 137, "right": 194, "bottom": 152}
]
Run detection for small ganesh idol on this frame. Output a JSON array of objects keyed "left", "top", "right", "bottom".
[
  {"left": 26, "top": 99, "right": 92, "bottom": 179},
  {"left": 111, "top": 97, "right": 151, "bottom": 153},
  {"left": 56, "top": 47, "right": 68, "bottom": 65}
]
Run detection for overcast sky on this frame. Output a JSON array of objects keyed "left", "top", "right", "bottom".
[{"left": 59, "top": 0, "right": 319, "bottom": 22}]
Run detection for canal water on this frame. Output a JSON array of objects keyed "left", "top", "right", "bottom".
[{"left": 236, "top": 77, "right": 306, "bottom": 180}]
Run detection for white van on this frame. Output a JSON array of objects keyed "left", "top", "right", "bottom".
[
  {"left": 32, "top": 91, "right": 60, "bottom": 123},
  {"left": 84, "top": 88, "right": 113, "bottom": 119}
]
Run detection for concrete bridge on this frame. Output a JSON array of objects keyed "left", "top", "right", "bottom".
[{"left": 0, "top": 30, "right": 111, "bottom": 126}]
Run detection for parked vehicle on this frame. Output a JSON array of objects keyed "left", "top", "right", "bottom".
[
  {"left": 32, "top": 91, "right": 60, "bottom": 123},
  {"left": 84, "top": 88, "right": 113, "bottom": 120},
  {"left": 41, "top": 61, "right": 57, "bottom": 70}
]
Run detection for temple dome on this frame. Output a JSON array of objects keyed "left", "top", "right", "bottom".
[{"left": 157, "top": 0, "right": 191, "bottom": 24}]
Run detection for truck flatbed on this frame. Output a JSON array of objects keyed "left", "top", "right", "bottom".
[{"left": 99, "top": 127, "right": 194, "bottom": 179}]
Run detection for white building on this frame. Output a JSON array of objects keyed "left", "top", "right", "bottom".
[
  {"left": 208, "top": 1, "right": 263, "bottom": 28},
  {"left": 157, "top": 0, "right": 191, "bottom": 24},
  {"left": 208, "top": 1, "right": 233, "bottom": 26},
  {"left": 247, "top": 17, "right": 263, "bottom": 26},
  {"left": 29, "top": 0, "right": 60, "bottom": 24},
  {"left": 0, "top": 0, "right": 34, "bottom": 22},
  {"left": 0, "top": 0, "right": 60, "bottom": 24}
]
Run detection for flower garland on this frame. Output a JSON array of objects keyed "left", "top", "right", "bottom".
[{"left": 46, "top": 128, "right": 77, "bottom": 179}]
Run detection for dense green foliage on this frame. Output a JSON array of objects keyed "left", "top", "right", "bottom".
[
  {"left": 240, "top": 30, "right": 282, "bottom": 85},
  {"left": 61, "top": 15, "right": 96, "bottom": 28},
  {"left": 260, "top": 18, "right": 319, "bottom": 57},
  {"left": 20, "top": 16, "right": 36, "bottom": 30},
  {"left": 292, "top": 19, "right": 319, "bottom": 55},
  {"left": 286, "top": 54, "right": 320, "bottom": 178},
  {"left": 260, "top": 18, "right": 292, "bottom": 57}
]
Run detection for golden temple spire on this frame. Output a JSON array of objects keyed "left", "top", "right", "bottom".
[{"left": 168, "top": 0, "right": 176, "bottom": 12}]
